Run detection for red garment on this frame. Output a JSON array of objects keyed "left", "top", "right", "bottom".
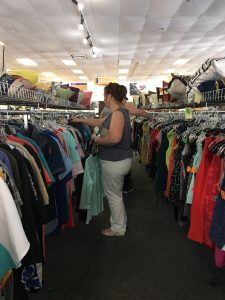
[
  {"left": 62, "top": 182, "right": 75, "bottom": 229},
  {"left": 215, "top": 246, "right": 225, "bottom": 268},
  {"left": 188, "top": 137, "right": 214, "bottom": 244},
  {"left": 164, "top": 137, "right": 177, "bottom": 198},
  {"left": 147, "top": 129, "right": 160, "bottom": 164},
  {"left": 54, "top": 129, "right": 69, "bottom": 155},
  {"left": 203, "top": 154, "right": 222, "bottom": 248}
]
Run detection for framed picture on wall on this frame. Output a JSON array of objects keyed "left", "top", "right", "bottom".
[
  {"left": 130, "top": 82, "right": 147, "bottom": 95},
  {"left": 130, "top": 83, "right": 140, "bottom": 95}
]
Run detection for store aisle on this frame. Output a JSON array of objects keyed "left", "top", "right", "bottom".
[{"left": 31, "top": 157, "right": 225, "bottom": 300}]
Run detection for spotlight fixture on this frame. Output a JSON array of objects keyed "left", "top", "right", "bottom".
[
  {"left": 78, "top": 23, "right": 84, "bottom": 30},
  {"left": 83, "top": 38, "right": 88, "bottom": 45},
  {"left": 78, "top": 15, "right": 84, "bottom": 30},
  {"left": 77, "top": 2, "right": 84, "bottom": 11},
  {"left": 72, "top": 0, "right": 84, "bottom": 10},
  {"left": 83, "top": 33, "right": 90, "bottom": 44}
]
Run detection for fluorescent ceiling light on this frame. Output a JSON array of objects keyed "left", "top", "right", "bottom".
[
  {"left": 118, "top": 76, "right": 127, "bottom": 80},
  {"left": 16, "top": 58, "right": 37, "bottom": 66},
  {"left": 72, "top": 69, "right": 83, "bottom": 74},
  {"left": 41, "top": 72, "right": 56, "bottom": 77},
  {"left": 79, "top": 75, "right": 88, "bottom": 80},
  {"left": 119, "top": 69, "right": 129, "bottom": 74},
  {"left": 119, "top": 60, "right": 131, "bottom": 66},
  {"left": 173, "top": 59, "right": 190, "bottom": 65},
  {"left": 164, "top": 69, "right": 176, "bottom": 74},
  {"left": 0, "top": 41, "right": 4, "bottom": 46},
  {"left": 61, "top": 59, "right": 77, "bottom": 66}
]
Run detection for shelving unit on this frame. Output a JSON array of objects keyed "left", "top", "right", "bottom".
[{"left": 0, "top": 81, "right": 87, "bottom": 110}]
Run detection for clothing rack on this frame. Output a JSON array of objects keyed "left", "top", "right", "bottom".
[
  {"left": 144, "top": 107, "right": 225, "bottom": 121},
  {"left": 0, "top": 109, "right": 97, "bottom": 128}
]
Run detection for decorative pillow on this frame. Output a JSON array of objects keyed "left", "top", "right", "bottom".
[
  {"left": 77, "top": 91, "right": 84, "bottom": 105},
  {"left": 82, "top": 91, "right": 92, "bottom": 108},
  {"left": 9, "top": 69, "right": 38, "bottom": 85},
  {"left": 21, "top": 79, "right": 33, "bottom": 90},
  {"left": 56, "top": 88, "right": 74, "bottom": 100},
  {"left": 187, "top": 57, "right": 225, "bottom": 103},
  {"left": 69, "top": 86, "right": 80, "bottom": 103},
  {"left": 8, "top": 79, "right": 25, "bottom": 97},
  {"left": 167, "top": 76, "right": 189, "bottom": 102}
]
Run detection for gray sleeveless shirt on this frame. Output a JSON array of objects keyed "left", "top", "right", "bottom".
[{"left": 98, "top": 108, "right": 132, "bottom": 161}]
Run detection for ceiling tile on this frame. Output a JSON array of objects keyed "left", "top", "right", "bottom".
[
  {"left": 93, "top": 17, "right": 119, "bottom": 34},
  {"left": 204, "top": 0, "right": 225, "bottom": 16},
  {"left": 0, "top": 0, "right": 36, "bottom": 17},
  {"left": 28, "top": 0, "right": 66, "bottom": 16},
  {"left": 90, "top": 0, "right": 120, "bottom": 16},
  {"left": 120, "top": 17, "right": 146, "bottom": 32},
  {"left": 149, "top": 0, "right": 184, "bottom": 17},
  {"left": 144, "top": 17, "right": 172, "bottom": 32},
  {"left": 168, "top": 17, "right": 198, "bottom": 32},
  {"left": 190, "top": 16, "right": 224, "bottom": 32},
  {"left": 121, "top": 0, "right": 152, "bottom": 16},
  {"left": 175, "top": 0, "right": 215, "bottom": 17}
]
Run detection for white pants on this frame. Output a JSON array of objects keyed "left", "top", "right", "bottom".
[{"left": 100, "top": 158, "right": 132, "bottom": 234}]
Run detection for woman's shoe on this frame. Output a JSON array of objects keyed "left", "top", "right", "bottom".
[{"left": 101, "top": 228, "right": 125, "bottom": 236}]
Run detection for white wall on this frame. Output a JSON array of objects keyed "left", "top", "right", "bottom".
[{"left": 87, "top": 75, "right": 171, "bottom": 103}]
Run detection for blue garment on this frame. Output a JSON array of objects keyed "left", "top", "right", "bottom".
[
  {"left": 21, "top": 264, "right": 42, "bottom": 292},
  {"left": 0, "top": 149, "right": 14, "bottom": 179},
  {"left": 17, "top": 133, "right": 55, "bottom": 183},
  {"left": 210, "top": 171, "right": 225, "bottom": 248},
  {"left": 46, "top": 134, "right": 73, "bottom": 181},
  {"left": 40, "top": 132, "right": 66, "bottom": 176}
]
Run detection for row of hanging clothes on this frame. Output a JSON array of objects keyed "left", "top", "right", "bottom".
[
  {"left": 132, "top": 108, "right": 225, "bottom": 269},
  {"left": 0, "top": 110, "right": 103, "bottom": 300}
]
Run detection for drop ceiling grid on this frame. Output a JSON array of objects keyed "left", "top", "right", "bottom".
[{"left": 0, "top": 0, "right": 224, "bottom": 81}]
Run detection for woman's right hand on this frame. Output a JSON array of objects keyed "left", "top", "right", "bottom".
[{"left": 68, "top": 117, "right": 81, "bottom": 123}]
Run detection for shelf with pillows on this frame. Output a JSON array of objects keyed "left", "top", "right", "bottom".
[{"left": 0, "top": 73, "right": 93, "bottom": 110}]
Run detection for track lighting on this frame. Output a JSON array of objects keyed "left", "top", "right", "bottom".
[
  {"left": 78, "top": 23, "right": 84, "bottom": 30},
  {"left": 78, "top": 15, "right": 84, "bottom": 30},
  {"left": 72, "top": 0, "right": 98, "bottom": 58},
  {"left": 83, "top": 38, "right": 88, "bottom": 45},
  {"left": 77, "top": 3, "right": 84, "bottom": 11},
  {"left": 83, "top": 33, "right": 90, "bottom": 44},
  {"left": 72, "top": 0, "right": 84, "bottom": 10}
]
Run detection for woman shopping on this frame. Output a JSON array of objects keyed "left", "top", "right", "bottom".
[{"left": 69, "top": 82, "right": 132, "bottom": 236}]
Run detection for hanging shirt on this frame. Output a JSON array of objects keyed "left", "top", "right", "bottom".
[
  {"left": 79, "top": 155, "right": 104, "bottom": 224},
  {"left": 0, "top": 177, "right": 30, "bottom": 281}
]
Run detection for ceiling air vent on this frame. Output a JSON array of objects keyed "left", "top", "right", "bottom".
[{"left": 71, "top": 54, "right": 88, "bottom": 59}]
